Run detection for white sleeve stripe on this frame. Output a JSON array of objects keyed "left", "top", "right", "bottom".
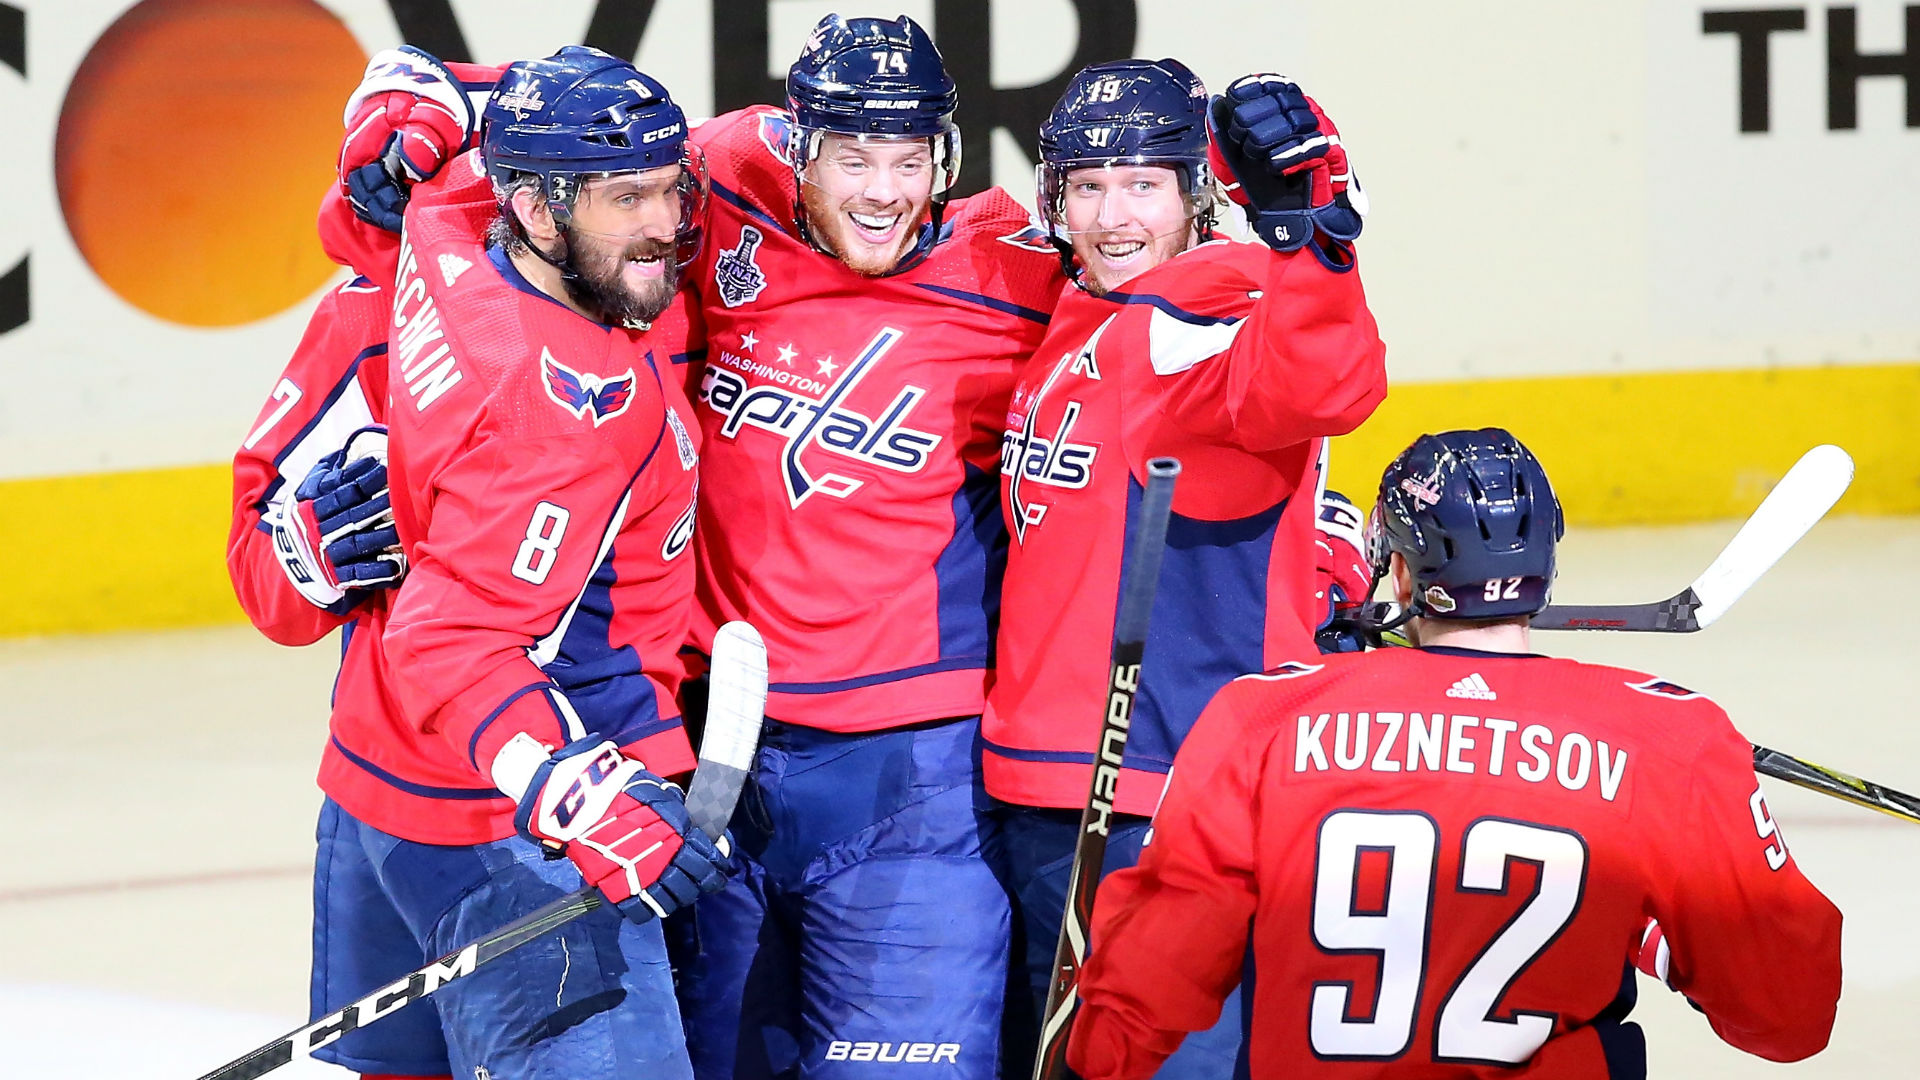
[
  {"left": 1148, "top": 306, "right": 1247, "bottom": 376},
  {"left": 527, "top": 487, "right": 633, "bottom": 669},
  {"left": 270, "top": 380, "right": 376, "bottom": 497}
]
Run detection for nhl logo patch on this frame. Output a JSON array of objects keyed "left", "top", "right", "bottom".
[
  {"left": 715, "top": 226, "right": 769, "bottom": 308},
  {"left": 666, "top": 406, "right": 697, "bottom": 470},
  {"left": 541, "top": 349, "right": 635, "bottom": 426}
]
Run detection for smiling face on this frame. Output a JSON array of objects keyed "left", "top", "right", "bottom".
[
  {"left": 1060, "top": 163, "right": 1197, "bottom": 295},
  {"left": 799, "top": 133, "right": 937, "bottom": 276},
  {"left": 561, "top": 166, "right": 687, "bottom": 322}
]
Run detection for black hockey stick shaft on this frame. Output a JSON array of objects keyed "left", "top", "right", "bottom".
[
  {"left": 1753, "top": 744, "right": 1920, "bottom": 825},
  {"left": 1033, "top": 457, "right": 1181, "bottom": 1080},
  {"left": 195, "top": 625, "right": 768, "bottom": 1080}
]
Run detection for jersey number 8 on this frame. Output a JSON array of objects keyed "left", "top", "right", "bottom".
[
  {"left": 1310, "top": 810, "right": 1587, "bottom": 1065},
  {"left": 512, "top": 502, "right": 572, "bottom": 585}
]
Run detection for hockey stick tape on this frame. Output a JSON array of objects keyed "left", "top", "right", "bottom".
[
  {"left": 703, "top": 621, "right": 767, "bottom": 773},
  {"left": 1689, "top": 444, "right": 1852, "bottom": 627}
]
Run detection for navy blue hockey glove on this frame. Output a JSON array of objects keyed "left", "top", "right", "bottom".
[
  {"left": 265, "top": 427, "right": 405, "bottom": 610},
  {"left": 1207, "top": 75, "right": 1365, "bottom": 253},
  {"left": 509, "top": 737, "right": 732, "bottom": 923}
]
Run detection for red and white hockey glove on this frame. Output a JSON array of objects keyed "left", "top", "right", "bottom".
[
  {"left": 1208, "top": 74, "right": 1366, "bottom": 253},
  {"left": 339, "top": 47, "right": 488, "bottom": 232},
  {"left": 264, "top": 427, "right": 405, "bottom": 611},
  {"left": 1635, "top": 917, "right": 1676, "bottom": 988},
  {"left": 502, "top": 735, "right": 730, "bottom": 922},
  {"left": 1316, "top": 489, "right": 1372, "bottom": 609},
  {"left": 1313, "top": 489, "right": 1374, "bottom": 653}
]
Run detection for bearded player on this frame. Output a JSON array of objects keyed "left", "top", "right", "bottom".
[
  {"left": 289, "top": 48, "right": 726, "bottom": 1079},
  {"left": 327, "top": 16, "right": 1064, "bottom": 1073},
  {"left": 1066, "top": 428, "right": 1843, "bottom": 1079},
  {"left": 985, "top": 61, "right": 1387, "bottom": 1076}
]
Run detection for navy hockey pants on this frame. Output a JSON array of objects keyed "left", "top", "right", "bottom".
[
  {"left": 990, "top": 803, "right": 1245, "bottom": 1080},
  {"left": 309, "top": 798, "right": 692, "bottom": 1079},
  {"left": 671, "top": 717, "right": 1010, "bottom": 1080}
]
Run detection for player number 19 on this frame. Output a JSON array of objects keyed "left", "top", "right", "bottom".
[{"left": 512, "top": 501, "right": 571, "bottom": 585}]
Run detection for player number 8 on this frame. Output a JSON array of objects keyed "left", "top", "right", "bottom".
[{"left": 512, "top": 501, "right": 571, "bottom": 585}]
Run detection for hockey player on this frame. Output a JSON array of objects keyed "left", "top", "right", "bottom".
[
  {"left": 325, "top": 19, "right": 1063, "bottom": 1074},
  {"left": 298, "top": 48, "right": 724, "bottom": 1079},
  {"left": 1066, "top": 428, "right": 1844, "bottom": 1080},
  {"left": 984, "top": 62, "right": 1387, "bottom": 1076},
  {"left": 667, "top": 16, "right": 1066, "bottom": 1078}
]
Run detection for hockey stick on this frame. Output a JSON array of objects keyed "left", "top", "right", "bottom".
[
  {"left": 1753, "top": 744, "right": 1920, "bottom": 826},
  {"left": 1033, "top": 457, "right": 1182, "bottom": 1080},
  {"left": 195, "top": 621, "right": 768, "bottom": 1080},
  {"left": 1535, "top": 444, "right": 1853, "bottom": 631}
]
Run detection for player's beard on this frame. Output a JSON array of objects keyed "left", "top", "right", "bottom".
[
  {"left": 559, "top": 229, "right": 679, "bottom": 326},
  {"left": 800, "top": 182, "right": 928, "bottom": 277},
  {"left": 1071, "top": 225, "right": 1192, "bottom": 298}
]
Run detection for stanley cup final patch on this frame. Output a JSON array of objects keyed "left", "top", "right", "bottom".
[{"left": 715, "top": 225, "right": 769, "bottom": 308}]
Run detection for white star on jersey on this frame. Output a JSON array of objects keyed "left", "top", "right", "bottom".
[
  {"left": 817, "top": 356, "right": 838, "bottom": 376},
  {"left": 776, "top": 343, "right": 797, "bottom": 366},
  {"left": 740, "top": 330, "right": 759, "bottom": 352}
]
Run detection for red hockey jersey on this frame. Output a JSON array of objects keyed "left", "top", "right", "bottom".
[
  {"left": 983, "top": 239, "right": 1386, "bottom": 815},
  {"left": 228, "top": 275, "right": 391, "bottom": 645},
  {"left": 685, "top": 105, "right": 1065, "bottom": 731},
  {"left": 315, "top": 156, "right": 700, "bottom": 845},
  {"left": 1069, "top": 646, "right": 1844, "bottom": 1080}
]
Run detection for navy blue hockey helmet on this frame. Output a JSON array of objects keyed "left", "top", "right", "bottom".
[
  {"left": 1368, "top": 428, "right": 1565, "bottom": 620},
  {"left": 482, "top": 46, "right": 706, "bottom": 260},
  {"left": 1037, "top": 59, "right": 1216, "bottom": 252},
  {"left": 786, "top": 13, "right": 963, "bottom": 197}
]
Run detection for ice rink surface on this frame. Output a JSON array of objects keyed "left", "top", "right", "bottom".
[{"left": 2, "top": 517, "right": 1915, "bottom": 1078}]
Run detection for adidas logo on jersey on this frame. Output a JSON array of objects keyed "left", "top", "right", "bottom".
[
  {"left": 438, "top": 253, "right": 472, "bottom": 287},
  {"left": 1446, "top": 673, "right": 1497, "bottom": 701}
]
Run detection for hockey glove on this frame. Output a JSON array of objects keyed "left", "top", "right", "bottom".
[
  {"left": 1635, "top": 918, "right": 1676, "bottom": 988},
  {"left": 339, "top": 47, "right": 483, "bottom": 232},
  {"left": 1314, "top": 490, "right": 1375, "bottom": 653},
  {"left": 264, "top": 427, "right": 405, "bottom": 610},
  {"left": 509, "top": 737, "right": 730, "bottom": 923},
  {"left": 1207, "top": 74, "right": 1366, "bottom": 254}
]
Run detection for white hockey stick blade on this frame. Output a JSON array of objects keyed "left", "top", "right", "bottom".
[
  {"left": 1536, "top": 444, "right": 1853, "bottom": 632},
  {"left": 1689, "top": 444, "right": 1853, "bottom": 627},
  {"left": 685, "top": 621, "right": 766, "bottom": 834}
]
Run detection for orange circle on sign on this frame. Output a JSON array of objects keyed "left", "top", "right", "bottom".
[{"left": 55, "top": 0, "right": 365, "bottom": 327}]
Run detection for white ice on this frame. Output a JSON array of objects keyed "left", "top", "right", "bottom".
[{"left": 1, "top": 517, "right": 1914, "bottom": 1077}]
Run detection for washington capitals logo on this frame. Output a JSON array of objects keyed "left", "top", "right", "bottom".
[
  {"left": 998, "top": 222, "right": 1057, "bottom": 255},
  {"left": 700, "top": 327, "right": 940, "bottom": 507},
  {"left": 715, "top": 226, "right": 769, "bottom": 308},
  {"left": 1627, "top": 677, "right": 1702, "bottom": 700},
  {"left": 1004, "top": 316, "right": 1114, "bottom": 542},
  {"left": 496, "top": 79, "right": 547, "bottom": 121},
  {"left": 758, "top": 113, "right": 796, "bottom": 166},
  {"left": 542, "top": 349, "right": 636, "bottom": 426}
]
